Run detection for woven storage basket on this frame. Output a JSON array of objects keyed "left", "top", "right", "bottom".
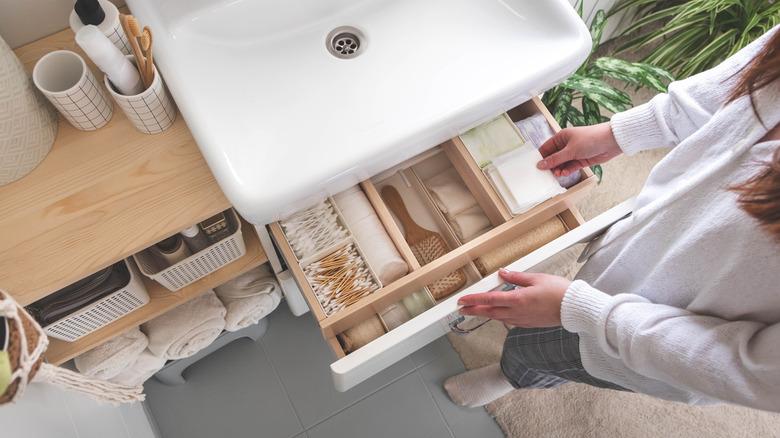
[
  {"left": 42, "top": 259, "right": 150, "bottom": 342},
  {"left": 133, "top": 209, "right": 246, "bottom": 291}
]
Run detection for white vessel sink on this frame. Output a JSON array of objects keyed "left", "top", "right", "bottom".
[{"left": 127, "top": 0, "right": 590, "bottom": 224}]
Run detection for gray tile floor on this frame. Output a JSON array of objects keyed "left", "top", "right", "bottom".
[{"left": 143, "top": 305, "right": 504, "bottom": 438}]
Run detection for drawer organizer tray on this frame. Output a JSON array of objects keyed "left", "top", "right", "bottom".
[
  {"left": 134, "top": 209, "right": 246, "bottom": 291},
  {"left": 270, "top": 97, "right": 599, "bottom": 382},
  {"left": 39, "top": 259, "right": 150, "bottom": 342},
  {"left": 279, "top": 198, "right": 382, "bottom": 317}
]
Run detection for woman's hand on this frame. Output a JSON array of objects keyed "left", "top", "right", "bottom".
[
  {"left": 537, "top": 122, "right": 622, "bottom": 177},
  {"left": 458, "top": 269, "right": 571, "bottom": 328}
]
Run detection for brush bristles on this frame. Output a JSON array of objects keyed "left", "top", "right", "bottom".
[
  {"left": 138, "top": 34, "right": 150, "bottom": 50},
  {"left": 126, "top": 15, "right": 141, "bottom": 36}
]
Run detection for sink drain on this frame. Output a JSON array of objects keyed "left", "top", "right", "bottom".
[{"left": 326, "top": 26, "right": 364, "bottom": 59}]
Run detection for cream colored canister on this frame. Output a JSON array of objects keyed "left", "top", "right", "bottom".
[{"left": 0, "top": 36, "right": 57, "bottom": 186}]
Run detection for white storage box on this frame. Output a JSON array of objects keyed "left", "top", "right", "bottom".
[
  {"left": 43, "top": 259, "right": 150, "bottom": 342},
  {"left": 133, "top": 209, "right": 246, "bottom": 291}
]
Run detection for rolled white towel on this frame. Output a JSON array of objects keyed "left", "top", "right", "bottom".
[
  {"left": 142, "top": 290, "right": 226, "bottom": 360},
  {"left": 110, "top": 349, "right": 166, "bottom": 386},
  {"left": 74, "top": 327, "right": 148, "bottom": 380},
  {"left": 426, "top": 169, "right": 477, "bottom": 216},
  {"left": 450, "top": 206, "right": 491, "bottom": 242},
  {"left": 333, "top": 186, "right": 409, "bottom": 285},
  {"left": 214, "top": 266, "right": 282, "bottom": 332}
]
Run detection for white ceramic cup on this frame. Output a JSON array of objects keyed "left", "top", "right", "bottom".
[
  {"left": 32, "top": 50, "right": 112, "bottom": 131},
  {"left": 104, "top": 56, "right": 176, "bottom": 135}
]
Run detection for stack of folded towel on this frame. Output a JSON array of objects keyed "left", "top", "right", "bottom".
[
  {"left": 74, "top": 327, "right": 149, "bottom": 380},
  {"left": 74, "top": 327, "right": 167, "bottom": 386},
  {"left": 214, "top": 266, "right": 281, "bottom": 332},
  {"left": 111, "top": 349, "right": 167, "bottom": 387},
  {"left": 425, "top": 169, "right": 491, "bottom": 242},
  {"left": 74, "top": 290, "right": 229, "bottom": 385},
  {"left": 142, "top": 290, "right": 226, "bottom": 360}
]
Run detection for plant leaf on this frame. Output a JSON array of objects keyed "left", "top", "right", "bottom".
[
  {"left": 590, "top": 10, "right": 608, "bottom": 51},
  {"left": 567, "top": 106, "right": 587, "bottom": 127},
  {"left": 612, "top": 0, "right": 780, "bottom": 77},
  {"left": 552, "top": 92, "right": 573, "bottom": 128},
  {"left": 560, "top": 75, "right": 632, "bottom": 114},
  {"left": 581, "top": 97, "right": 602, "bottom": 126},
  {"left": 591, "top": 164, "right": 603, "bottom": 183},
  {"left": 593, "top": 57, "right": 674, "bottom": 92}
]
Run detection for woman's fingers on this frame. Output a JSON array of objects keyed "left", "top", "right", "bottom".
[
  {"left": 538, "top": 129, "right": 569, "bottom": 157},
  {"left": 537, "top": 130, "right": 573, "bottom": 170},
  {"left": 498, "top": 269, "right": 539, "bottom": 286},
  {"left": 459, "top": 305, "right": 512, "bottom": 320},
  {"left": 457, "top": 291, "right": 516, "bottom": 307},
  {"left": 554, "top": 160, "right": 586, "bottom": 177}
]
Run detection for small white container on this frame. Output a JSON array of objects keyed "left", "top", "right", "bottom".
[
  {"left": 43, "top": 259, "right": 150, "bottom": 342},
  {"left": 104, "top": 57, "right": 176, "bottom": 134},
  {"left": 69, "top": 0, "right": 131, "bottom": 56},
  {"left": 32, "top": 50, "right": 113, "bottom": 131},
  {"left": 133, "top": 209, "right": 247, "bottom": 291}
]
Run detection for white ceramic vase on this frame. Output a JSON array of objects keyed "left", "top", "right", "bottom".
[{"left": 0, "top": 36, "right": 58, "bottom": 186}]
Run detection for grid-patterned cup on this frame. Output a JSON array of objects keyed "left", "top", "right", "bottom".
[
  {"left": 105, "top": 57, "right": 176, "bottom": 135},
  {"left": 32, "top": 50, "right": 112, "bottom": 131}
]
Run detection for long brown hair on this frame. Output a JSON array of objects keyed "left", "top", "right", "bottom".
[{"left": 729, "top": 30, "right": 780, "bottom": 239}]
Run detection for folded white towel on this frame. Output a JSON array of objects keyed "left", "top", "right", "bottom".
[
  {"left": 334, "top": 186, "right": 409, "bottom": 285},
  {"left": 74, "top": 327, "right": 148, "bottom": 380},
  {"left": 142, "top": 291, "right": 226, "bottom": 360},
  {"left": 215, "top": 266, "right": 282, "bottom": 332},
  {"left": 450, "top": 206, "right": 491, "bottom": 242},
  {"left": 426, "top": 169, "right": 477, "bottom": 216},
  {"left": 110, "top": 349, "right": 166, "bottom": 386},
  {"left": 492, "top": 146, "right": 565, "bottom": 214}
]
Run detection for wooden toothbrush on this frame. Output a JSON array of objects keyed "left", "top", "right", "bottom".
[
  {"left": 120, "top": 14, "right": 150, "bottom": 88},
  {"left": 138, "top": 26, "right": 154, "bottom": 84}
]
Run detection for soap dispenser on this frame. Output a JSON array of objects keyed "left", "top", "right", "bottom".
[{"left": 69, "top": 0, "right": 131, "bottom": 55}]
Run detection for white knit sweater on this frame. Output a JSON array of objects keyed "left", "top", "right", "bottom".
[{"left": 560, "top": 26, "right": 780, "bottom": 412}]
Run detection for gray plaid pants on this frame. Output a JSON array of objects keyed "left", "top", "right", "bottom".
[{"left": 500, "top": 326, "right": 628, "bottom": 391}]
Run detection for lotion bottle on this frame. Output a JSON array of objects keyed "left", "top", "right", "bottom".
[{"left": 69, "top": 0, "right": 131, "bottom": 55}]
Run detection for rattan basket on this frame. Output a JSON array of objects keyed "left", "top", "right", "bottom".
[{"left": 133, "top": 209, "right": 246, "bottom": 291}]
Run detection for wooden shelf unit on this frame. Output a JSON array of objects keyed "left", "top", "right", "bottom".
[
  {"left": 45, "top": 219, "right": 267, "bottom": 365},
  {"left": 2, "top": 29, "right": 237, "bottom": 306}
]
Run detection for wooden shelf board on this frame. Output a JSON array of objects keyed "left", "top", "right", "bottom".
[
  {"left": 2, "top": 29, "right": 236, "bottom": 306},
  {"left": 44, "top": 220, "right": 267, "bottom": 365}
]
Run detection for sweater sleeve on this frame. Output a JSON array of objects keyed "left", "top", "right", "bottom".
[
  {"left": 561, "top": 280, "right": 780, "bottom": 412},
  {"left": 609, "top": 26, "right": 779, "bottom": 155}
]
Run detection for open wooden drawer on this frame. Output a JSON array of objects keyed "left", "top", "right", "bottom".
[{"left": 269, "top": 97, "right": 614, "bottom": 391}]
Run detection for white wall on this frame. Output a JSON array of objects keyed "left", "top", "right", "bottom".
[
  {"left": 0, "top": 0, "right": 124, "bottom": 48},
  {"left": 0, "top": 383, "right": 157, "bottom": 438}
]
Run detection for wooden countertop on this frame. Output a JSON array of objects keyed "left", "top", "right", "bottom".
[{"left": 0, "top": 29, "right": 249, "bottom": 306}]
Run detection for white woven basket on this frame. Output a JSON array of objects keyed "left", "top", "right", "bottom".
[
  {"left": 133, "top": 209, "right": 246, "bottom": 291},
  {"left": 43, "top": 259, "right": 150, "bottom": 342}
]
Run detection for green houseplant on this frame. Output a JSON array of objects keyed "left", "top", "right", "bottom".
[
  {"left": 611, "top": 0, "right": 780, "bottom": 78},
  {"left": 541, "top": 5, "right": 674, "bottom": 180}
]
